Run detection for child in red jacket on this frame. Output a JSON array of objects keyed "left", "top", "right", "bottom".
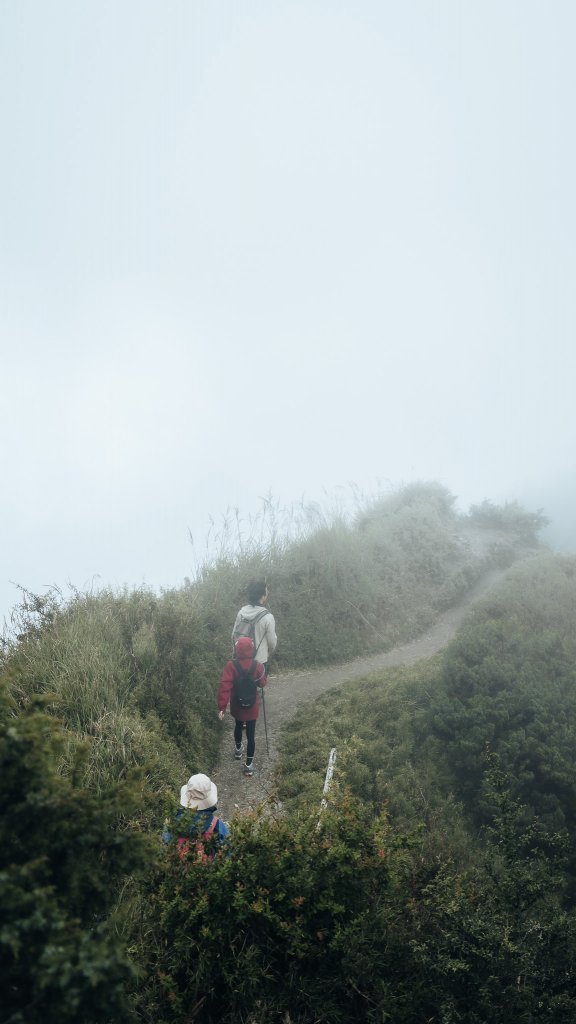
[{"left": 218, "top": 636, "right": 267, "bottom": 776}]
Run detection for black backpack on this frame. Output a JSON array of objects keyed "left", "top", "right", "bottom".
[
  {"left": 233, "top": 608, "right": 270, "bottom": 655},
  {"left": 233, "top": 658, "right": 259, "bottom": 709}
]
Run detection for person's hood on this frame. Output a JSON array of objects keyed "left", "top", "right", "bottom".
[
  {"left": 238, "top": 604, "right": 270, "bottom": 622},
  {"left": 234, "top": 636, "right": 256, "bottom": 668}
]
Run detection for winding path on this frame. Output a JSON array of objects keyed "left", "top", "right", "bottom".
[{"left": 212, "top": 569, "right": 504, "bottom": 822}]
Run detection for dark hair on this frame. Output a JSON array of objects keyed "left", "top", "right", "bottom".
[{"left": 247, "top": 579, "right": 267, "bottom": 605}]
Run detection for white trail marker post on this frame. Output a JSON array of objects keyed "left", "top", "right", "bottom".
[{"left": 317, "top": 747, "right": 337, "bottom": 830}]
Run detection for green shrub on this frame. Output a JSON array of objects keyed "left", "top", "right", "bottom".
[
  {"left": 468, "top": 499, "right": 549, "bottom": 545},
  {"left": 430, "top": 555, "right": 576, "bottom": 832},
  {"left": 0, "top": 680, "right": 156, "bottom": 1024},
  {"left": 136, "top": 796, "right": 415, "bottom": 1024},
  {"left": 135, "top": 778, "right": 576, "bottom": 1024}
]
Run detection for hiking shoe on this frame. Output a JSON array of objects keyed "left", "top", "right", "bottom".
[
  {"left": 234, "top": 745, "right": 242, "bottom": 760},
  {"left": 244, "top": 761, "right": 254, "bottom": 777}
]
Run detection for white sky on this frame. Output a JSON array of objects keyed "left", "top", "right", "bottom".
[{"left": 1, "top": 1, "right": 575, "bottom": 623}]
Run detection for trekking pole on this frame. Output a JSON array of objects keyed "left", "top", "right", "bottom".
[{"left": 260, "top": 686, "right": 269, "bottom": 755}]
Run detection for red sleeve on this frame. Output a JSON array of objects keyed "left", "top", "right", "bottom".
[{"left": 217, "top": 661, "right": 237, "bottom": 711}]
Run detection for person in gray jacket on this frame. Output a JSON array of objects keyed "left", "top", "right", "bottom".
[{"left": 232, "top": 579, "right": 277, "bottom": 673}]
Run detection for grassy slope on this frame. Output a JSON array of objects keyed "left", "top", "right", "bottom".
[
  {"left": 0, "top": 483, "right": 544, "bottom": 806},
  {"left": 278, "top": 552, "right": 576, "bottom": 866}
]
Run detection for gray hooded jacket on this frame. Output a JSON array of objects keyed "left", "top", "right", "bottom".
[{"left": 232, "top": 604, "right": 277, "bottom": 665}]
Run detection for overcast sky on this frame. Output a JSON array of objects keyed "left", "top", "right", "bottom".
[{"left": 1, "top": 1, "right": 575, "bottom": 624}]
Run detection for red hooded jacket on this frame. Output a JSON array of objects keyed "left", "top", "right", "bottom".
[{"left": 217, "top": 636, "right": 267, "bottom": 722}]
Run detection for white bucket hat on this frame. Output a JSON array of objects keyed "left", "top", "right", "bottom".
[{"left": 180, "top": 773, "right": 218, "bottom": 811}]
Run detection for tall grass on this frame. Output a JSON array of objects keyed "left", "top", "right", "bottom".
[{"left": 3, "top": 588, "right": 189, "bottom": 795}]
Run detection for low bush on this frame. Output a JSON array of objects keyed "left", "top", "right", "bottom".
[
  {"left": 136, "top": 796, "right": 418, "bottom": 1023},
  {"left": 134, "top": 776, "right": 576, "bottom": 1024},
  {"left": 0, "top": 680, "right": 156, "bottom": 1024},
  {"left": 468, "top": 499, "right": 549, "bottom": 545}
]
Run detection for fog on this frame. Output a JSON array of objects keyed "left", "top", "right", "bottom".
[{"left": 1, "top": 2, "right": 575, "bottom": 625}]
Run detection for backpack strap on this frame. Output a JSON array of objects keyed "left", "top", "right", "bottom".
[
  {"left": 233, "top": 658, "right": 258, "bottom": 680},
  {"left": 204, "top": 815, "right": 218, "bottom": 839},
  {"left": 252, "top": 608, "right": 270, "bottom": 654}
]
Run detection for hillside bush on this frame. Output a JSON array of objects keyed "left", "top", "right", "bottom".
[
  {"left": 409, "top": 787, "right": 576, "bottom": 1023},
  {"left": 136, "top": 796, "right": 420, "bottom": 1024},
  {"left": 0, "top": 680, "right": 155, "bottom": 1024},
  {"left": 431, "top": 555, "right": 576, "bottom": 832},
  {"left": 279, "top": 553, "right": 576, "bottom": 871},
  {"left": 468, "top": 499, "right": 549, "bottom": 545},
  {"left": 134, "top": 778, "right": 576, "bottom": 1024},
  {"left": 278, "top": 662, "right": 476, "bottom": 872}
]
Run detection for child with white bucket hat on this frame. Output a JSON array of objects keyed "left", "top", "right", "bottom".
[{"left": 163, "top": 773, "right": 230, "bottom": 856}]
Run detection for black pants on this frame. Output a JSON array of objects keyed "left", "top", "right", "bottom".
[{"left": 234, "top": 719, "right": 256, "bottom": 760}]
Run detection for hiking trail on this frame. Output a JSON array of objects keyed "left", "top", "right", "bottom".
[{"left": 212, "top": 568, "right": 504, "bottom": 822}]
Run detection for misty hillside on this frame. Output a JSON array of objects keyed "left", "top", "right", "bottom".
[
  {"left": 1, "top": 484, "right": 544, "bottom": 796},
  {"left": 528, "top": 474, "right": 576, "bottom": 553},
  {"left": 3, "top": 483, "right": 571, "bottom": 1024}
]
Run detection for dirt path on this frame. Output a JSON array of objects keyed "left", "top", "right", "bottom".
[{"left": 212, "top": 569, "right": 504, "bottom": 822}]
